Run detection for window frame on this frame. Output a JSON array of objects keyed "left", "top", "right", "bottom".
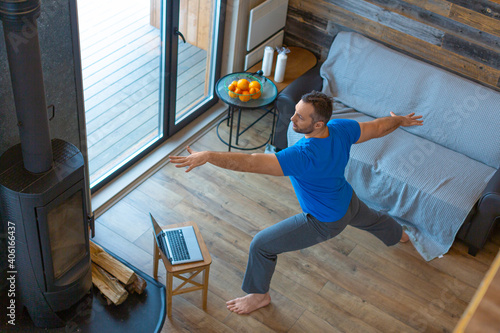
[{"left": 73, "top": 0, "right": 226, "bottom": 193}]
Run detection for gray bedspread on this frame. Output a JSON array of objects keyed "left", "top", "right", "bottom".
[{"left": 299, "top": 31, "right": 500, "bottom": 260}]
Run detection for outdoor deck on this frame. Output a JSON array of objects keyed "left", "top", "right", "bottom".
[{"left": 78, "top": 0, "right": 206, "bottom": 184}]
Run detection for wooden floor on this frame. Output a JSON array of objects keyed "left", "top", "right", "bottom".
[
  {"left": 78, "top": 0, "right": 207, "bottom": 184},
  {"left": 92, "top": 110, "right": 499, "bottom": 333}
]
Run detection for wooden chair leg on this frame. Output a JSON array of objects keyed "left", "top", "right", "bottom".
[
  {"left": 202, "top": 265, "right": 210, "bottom": 310},
  {"left": 166, "top": 272, "right": 173, "bottom": 317},
  {"left": 153, "top": 242, "right": 159, "bottom": 280}
]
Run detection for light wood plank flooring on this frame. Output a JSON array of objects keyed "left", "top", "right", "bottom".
[
  {"left": 92, "top": 109, "right": 499, "bottom": 332},
  {"left": 78, "top": 0, "right": 207, "bottom": 184}
]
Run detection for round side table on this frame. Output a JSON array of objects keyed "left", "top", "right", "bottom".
[{"left": 215, "top": 72, "right": 278, "bottom": 151}]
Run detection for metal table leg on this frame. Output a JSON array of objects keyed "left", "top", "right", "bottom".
[
  {"left": 270, "top": 105, "right": 277, "bottom": 145},
  {"left": 235, "top": 107, "right": 243, "bottom": 146},
  {"left": 228, "top": 106, "right": 234, "bottom": 152}
]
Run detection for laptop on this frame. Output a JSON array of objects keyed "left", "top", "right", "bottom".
[{"left": 150, "top": 213, "right": 204, "bottom": 265}]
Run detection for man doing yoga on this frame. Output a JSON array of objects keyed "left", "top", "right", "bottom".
[{"left": 169, "top": 91, "right": 423, "bottom": 314}]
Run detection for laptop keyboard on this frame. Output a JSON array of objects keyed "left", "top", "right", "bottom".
[{"left": 165, "top": 229, "right": 190, "bottom": 261}]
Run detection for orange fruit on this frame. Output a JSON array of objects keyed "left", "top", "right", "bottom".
[
  {"left": 249, "top": 80, "right": 261, "bottom": 90},
  {"left": 249, "top": 87, "right": 256, "bottom": 95},
  {"left": 237, "top": 79, "right": 249, "bottom": 91},
  {"left": 228, "top": 91, "right": 237, "bottom": 98},
  {"left": 231, "top": 80, "right": 238, "bottom": 87},
  {"left": 234, "top": 88, "right": 242, "bottom": 95},
  {"left": 228, "top": 83, "right": 236, "bottom": 92},
  {"left": 251, "top": 88, "right": 261, "bottom": 99},
  {"left": 239, "top": 91, "right": 251, "bottom": 102}
]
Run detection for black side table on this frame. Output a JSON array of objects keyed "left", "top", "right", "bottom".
[{"left": 215, "top": 72, "right": 278, "bottom": 151}]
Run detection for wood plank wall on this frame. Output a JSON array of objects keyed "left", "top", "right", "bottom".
[
  {"left": 150, "top": 0, "right": 213, "bottom": 51},
  {"left": 179, "top": 0, "right": 213, "bottom": 51},
  {"left": 284, "top": 0, "right": 500, "bottom": 91}
]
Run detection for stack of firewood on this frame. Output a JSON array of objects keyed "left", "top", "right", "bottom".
[{"left": 90, "top": 241, "right": 147, "bottom": 305}]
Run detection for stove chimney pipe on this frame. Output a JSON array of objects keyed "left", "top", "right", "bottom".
[{"left": 0, "top": 0, "right": 53, "bottom": 173}]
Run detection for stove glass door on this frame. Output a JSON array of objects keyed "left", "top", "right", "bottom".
[{"left": 47, "top": 190, "right": 87, "bottom": 279}]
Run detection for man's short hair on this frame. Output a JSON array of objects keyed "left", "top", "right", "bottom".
[{"left": 301, "top": 91, "right": 333, "bottom": 124}]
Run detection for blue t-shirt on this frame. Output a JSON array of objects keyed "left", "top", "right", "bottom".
[{"left": 276, "top": 119, "right": 361, "bottom": 222}]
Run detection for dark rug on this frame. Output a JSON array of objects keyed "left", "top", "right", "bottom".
[{"left": 0, "top": 246, "right": 166, "bottom": 333}]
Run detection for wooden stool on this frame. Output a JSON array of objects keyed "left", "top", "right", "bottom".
[{"left": 152, "top": 221, "right": 212, "bottom": 317}]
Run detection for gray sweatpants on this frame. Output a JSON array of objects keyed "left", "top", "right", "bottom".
[{"left": 242, "top": 191, "right": 403, "bottom": 294}]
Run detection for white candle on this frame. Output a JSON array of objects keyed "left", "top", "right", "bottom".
[
  {"left": 274, "top": 52, "right": 287, "bottom": 83},
  {"left": 262, "top": 46, "right": 274, "bottom": 77}
]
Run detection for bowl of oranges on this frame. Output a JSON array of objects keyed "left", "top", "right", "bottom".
[{"left": 225, "top": 74, "right": 263, "bottom": 102}]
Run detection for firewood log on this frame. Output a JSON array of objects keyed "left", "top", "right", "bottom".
[
  {"left": 89, "top": 241, "right": 137, "bottom": 285},
  {"left": 91, "top": 263, "right": 128, "bottom": 305},
  {"left": 126, "top": 275, "right": 147, "bottom": 294}
]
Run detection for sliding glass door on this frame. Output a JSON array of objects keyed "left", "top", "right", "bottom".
[{"left": 77, "top": 0, "right": 224, "bottom": 190}]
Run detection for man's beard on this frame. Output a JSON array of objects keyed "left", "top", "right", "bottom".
[{"left": 292, "top": 122, "right": 315, "bottom": 134}]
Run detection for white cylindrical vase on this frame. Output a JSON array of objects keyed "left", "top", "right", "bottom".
[
  {"left": 274, "top": 53, "right": 287, "bottom": 83},
  {"left": 262, "top": 46, "right": 274, "bottom": 77}
]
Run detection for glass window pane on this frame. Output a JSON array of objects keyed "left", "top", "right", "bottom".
[
  {"left": 175, "top": 0, "right": 217, "bottom": 123},
  {"left": 77, "top": 0, "right": 163, "bottom": 186}
]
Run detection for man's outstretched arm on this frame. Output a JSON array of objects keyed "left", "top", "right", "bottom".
[
  {"left": 356, "top": 112, "right": 423, "bottom": 144},
  {"left": 169, "top": 146, "right": 284, "bottom": 176}
]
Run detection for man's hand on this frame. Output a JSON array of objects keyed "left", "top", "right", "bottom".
[
  {"left": 169, "top": 146, "right": 208, "bottom": 172},
  {"left": 356, "top": 111, "right": 424, "bottom": 144},
  {"left": 390, "top": 111, "right": 423, "bottom": 127}
]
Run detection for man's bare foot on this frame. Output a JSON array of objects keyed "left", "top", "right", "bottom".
[
  {"left": 400, "top": 230, "right": 410, "bottom": 243},
  {"left": 226, "top": 292, "right": 271, "bottom": 314}
]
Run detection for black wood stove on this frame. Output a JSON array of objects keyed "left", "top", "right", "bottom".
[{"left": 0, "top": 0, "right": 92, "bottom": 327}]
